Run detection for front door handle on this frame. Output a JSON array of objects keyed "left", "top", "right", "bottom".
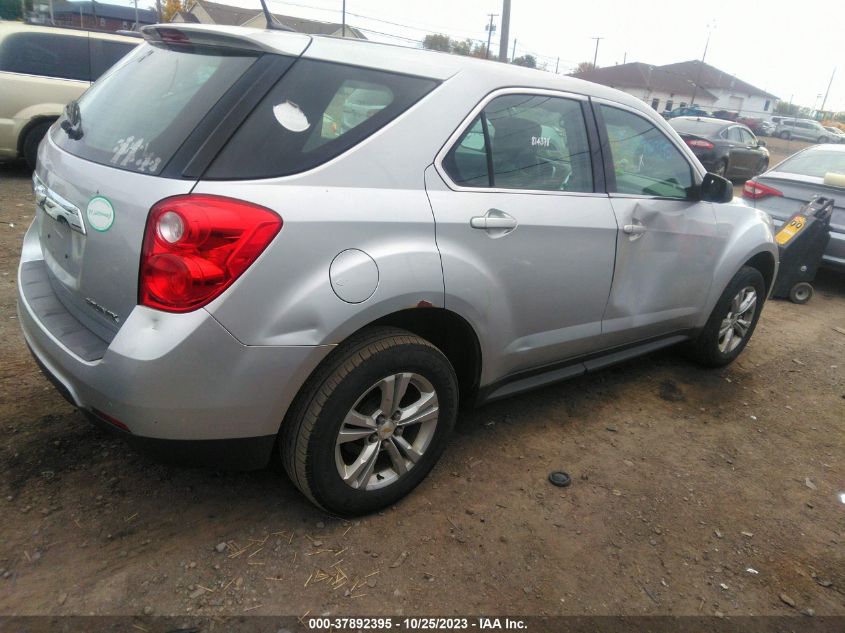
[
  {"left": 470, "top": 209, "right": 518, "bottom": 236},
  {"left": 623, "top": 224, "right": 647, "bottom": 235}
]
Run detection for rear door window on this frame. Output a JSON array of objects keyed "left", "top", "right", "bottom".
[
  {"left": 600, "top": 104, "right": 694, "bottom": 199},
  {"left": 739, "top": 128, "right": 756, "bottom": 144},
  {"left": 205, "top": 59, "right": 437, "bottom": 179},
  {"left": 0, "top": 32, "right": 89, "bottom": 81},
  {"left": 89, "top": 38, "right": 137, "bottom": 80},
  {"left": 442, "top": 93, "right": 594, "bottom": 193},
  {"left": 51, "top": 43, "right": 258, "bottom": 175}
]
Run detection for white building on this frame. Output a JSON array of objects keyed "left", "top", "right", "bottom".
[
  {"left": 171, "top": 0, "right": 367, "bottom": 38},
  {"left": 573, "top": 60, "right": 777, "bottom": 118}
]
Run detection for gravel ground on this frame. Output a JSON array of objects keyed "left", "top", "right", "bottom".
[{"left": 0, "top": 156, "right": 843, "bottom": 619}]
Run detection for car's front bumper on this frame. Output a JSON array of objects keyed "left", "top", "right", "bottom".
[{"left": 17, "top": 226, "right": 333, "bottom": 468}]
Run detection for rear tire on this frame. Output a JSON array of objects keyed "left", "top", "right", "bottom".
[
  {"left": 281, "top": 327, "right": 458, "bottom": 515},
  {"left": 779, "top": 131, "right": 791, "bottom": 140},
  {"left": 23, "top": 121, "right": 52, "bottom": 171},
  {"left": 686, "top": 266, "right": 765, "bottom": 367},
  {"left": 714, "top": 159, "right": 729, "bottom": 178}
]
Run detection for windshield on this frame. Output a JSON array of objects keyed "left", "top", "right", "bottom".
[
  {"left": 52, "top": 43, "right": 257, "bottom": 175},
  {"left": 777, "top": 149, "right": 845, "bottom": 179}
]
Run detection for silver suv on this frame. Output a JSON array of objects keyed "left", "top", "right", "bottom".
[
  {"left": 775, "top": 118, "right": 832, "bottom": 143},
  {"left": 17, "top": 24, "right": 778, "bottom": 514}
]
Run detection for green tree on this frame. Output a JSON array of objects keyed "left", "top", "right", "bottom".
[
  {"left": 162, "top": 0, "right": 186, "bottom": 22},
  {"left": 0, "top": 0, "right": 23, "bottom": 20},
  {"left": 512, "top": 54, "right": 537, "bottom": 68},
  {"left": 774, "top": 101, "right": 812, "bottom": 117},
  {"left": 422, "top": 33, "right": 451, "bottom": 52},
  {"left": 422, "top": 34, "right": 489, "bottom": 59}
]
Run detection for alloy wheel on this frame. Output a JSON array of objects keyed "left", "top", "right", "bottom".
[
  {"left": 335, "top": 373, "right": 439, "bottom": 491},
  {"left": 718, "top": 286, "right": 757, "bottom": 353}
]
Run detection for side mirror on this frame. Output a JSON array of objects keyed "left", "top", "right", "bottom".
[
  {"left": 757, "top": 139, "right": 766, "bottom": 147},
  {"left": 699, "top": 172, "right": 734, "bottom": 203}
]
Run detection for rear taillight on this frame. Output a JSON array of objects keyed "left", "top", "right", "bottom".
[
  {"left": 140, "top": 195, "right": 282, "bottom": 313},
  {"left": 742, "top": 181, "right": 783, "bottom": 200},
  {"left": 685, "top": 138, "right": 714, "bottom": 149}
]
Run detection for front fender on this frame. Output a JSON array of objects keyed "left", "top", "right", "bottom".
[{"left": 697, "top": 202, "right": 778, "bottom": 328}]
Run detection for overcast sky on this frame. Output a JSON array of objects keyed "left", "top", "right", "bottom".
[{"left": 133, "top": 0, "right": 843, "bottom": 111}]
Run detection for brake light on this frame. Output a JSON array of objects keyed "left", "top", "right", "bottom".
[
  {"left": 151, "top": 27, "right": 191, "bottom": 45},
  {"left": 685, "top": 138, "right": 714, "bottom": 149},
  {"left": 140, "top": 195, "right": 282, "bottom": 312},
  {"left": 742, "top": 181, "right": 783, "bottom": 200}
]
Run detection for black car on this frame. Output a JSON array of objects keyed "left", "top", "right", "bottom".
[{"left": 668, "top": 116, "right": 770, "bottom": 180}]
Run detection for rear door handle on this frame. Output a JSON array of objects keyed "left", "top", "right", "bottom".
[
  {"left": 470, "top": 209, "right": 518, "bottom": 235},
  {"left": 623, "top": 224, "right": 647, "bottom": 235}
]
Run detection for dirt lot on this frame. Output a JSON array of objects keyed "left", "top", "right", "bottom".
[{"left": 0, "top": 154, "right": 843, "bottom": 620}]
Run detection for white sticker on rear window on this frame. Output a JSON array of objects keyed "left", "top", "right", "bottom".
[{"left": 273, "top": 101, "right": 310, "bottom": 133}]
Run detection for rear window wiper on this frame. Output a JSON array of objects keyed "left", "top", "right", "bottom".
[{"left": 60, "top": 100, "right": 84, "bottom": 140}]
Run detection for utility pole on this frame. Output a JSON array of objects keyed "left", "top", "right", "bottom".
[
  {"left": 590, "top": 36, "right": 603, "bottom": 68},
  {"left": 341, "top": 0, "right": 346, "bottom": 37},
  {"left": 485, "top": 13, "right": 498, "bottom": 60},
  {"left": 555, "top": 57, "right": 559, "bottom": 74},
  {"left": 819, "top": 67, "right": 836, "bottom": 116},
  {"left": 511, "top": 38, "right": 517, "bottom": 62},
  {"left": 48, "top": 0, "right": 54, "bottom": 24},
  {"left": 498, "top": 0, "right": 510, "bottom": 62},
  {"left": 133, "top": 0, "right": 139, "bottom": 29},
  {"left": 155, "top": 0, "right": 161, "bottom": 22},
  {"left": 690, "top": 21, "right": 715, "bottom": 107}
]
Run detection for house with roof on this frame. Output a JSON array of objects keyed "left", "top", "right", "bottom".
[
  {"left": 172, "top": 0, "right": 366, "bottom": 38},
  {"left": 51, "top": 0, "right": 158, "bottom": 31},
  {"left": 573, "top": 60, "right": 778, "bottom": 117},
  {"left": 572, "top": 62, "right": 717, "bottom": 114},
  {"left": 660, "top": 60, "right": 778, "bottom": 118}
]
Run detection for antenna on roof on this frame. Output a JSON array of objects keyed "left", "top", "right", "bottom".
[{"left": 257, "top": 0, "right": 293, "bottom": 31}]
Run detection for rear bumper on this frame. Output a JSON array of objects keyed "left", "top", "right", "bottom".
[{"left": 17, "top": 232, "right": 333, "bottom": 469}]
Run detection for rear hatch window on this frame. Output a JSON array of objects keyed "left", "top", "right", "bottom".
[
  {"left": 776, "top": 149, "right": 845, "bottom": 179},
  {"left": 204, "top": 59, "right": 437, "bottom": 179},
  {"left": 51, "top": 43, "right": 258, "bottom": 175}
]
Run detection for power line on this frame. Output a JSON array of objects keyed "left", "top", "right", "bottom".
[{"left": 266, "top": 0, "right": 575, "bottom": 74}]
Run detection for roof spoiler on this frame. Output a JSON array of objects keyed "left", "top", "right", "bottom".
[{"left": 141, "top": 23, "right": 310, "bottom": 54}]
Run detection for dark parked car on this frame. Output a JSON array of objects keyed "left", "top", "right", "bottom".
[
  {"left": 711, "top": 110, "right": 739, "bottom": 121},
  {"left": 668, "top": 116, "right": 769, "bottom": 179},
  {"left": 737, "top": 116, "right": 771, "bottom": 136},
  {"left": 663, "top": 105, "right": 708, "bottom": 119},
  {"left": 743, "top": 144, "right": 845, "bottom": 271}
]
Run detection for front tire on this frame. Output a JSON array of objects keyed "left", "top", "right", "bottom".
[
  {"left": 687, "top": 266, "right": 765, "bottom": 367},
  {"left": 281, "top": 327, "right": 458, "bottom": 515}
]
